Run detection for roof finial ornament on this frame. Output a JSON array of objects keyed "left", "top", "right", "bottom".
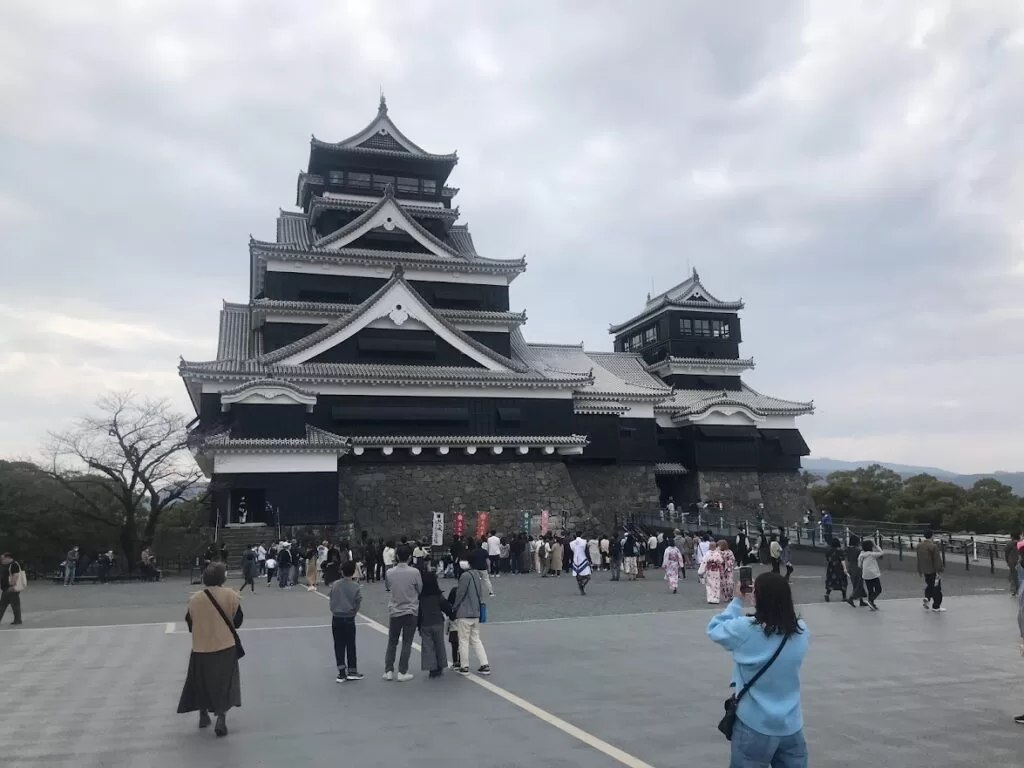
[
  {"left": 378, "top": 88, "right": 388, "bottom": 116},
  {"left": 393, "top": 263, "right": 405, "bottom": 278},
  {"left": 692, "top": 266, "right": 699, "bottom": 281}
]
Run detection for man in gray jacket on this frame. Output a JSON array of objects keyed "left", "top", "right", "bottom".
[{"left": 383, "top": 545, "right": 422, "bottom": 681}]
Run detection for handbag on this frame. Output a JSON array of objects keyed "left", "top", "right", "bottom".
[
  {"left": 718, "top": 632, "right": 790, "bottom": 741},
  {"left": 472, "top": 573, "right": 487, "bottom": 624},
  {"left": 204, "top": 589, "right": 246, "bottom": 659},
  {"left": 10, "top": 563, "right": 26, "bottom": 593}
]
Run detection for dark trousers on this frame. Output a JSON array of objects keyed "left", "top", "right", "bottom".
[
  {"left": 865, "top": 577, "right": 882, "bottom": 603},
  {"left": 785, "top": 564, "right": 794, "bottom": 582},
  {"left": 453, "top": 559, "right": 463, "bottom": 580},
  {"left": 488, "top": 555, "right": 499, "bottom": 575},
  {"left": 332, "top": 616, "right": 357, "bottom": 672},
  {"left": 770, "top": 558, "right": 781, "bottom": 574},
  {"left": 384, "top": 614, "right": 417, "bottom": 674},
  {"left": 924, "top": 573, "right": 943, "bottom": 608},
  {"left": 449, "top": 629, "right": 460, "bottom": 667},
  {"left": 0, "top": 590, "right": 22, "bottom": 624},
  {"left": 278, "top": 565, "right": 290, "bottom": 588}
]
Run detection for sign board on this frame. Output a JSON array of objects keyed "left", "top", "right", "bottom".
[
  {"left": 540, "top": 508, "right": 550, "bottom": 536},
  {"left": 521, "top": 510, "right": 530, "bottom": 533},
  {"left": 475, "top": 510, "right": 489, "bottom": 540},
  {"left": 453, "top": 511, "right": 465, "bottom": 537},
  {"left": 431, "top": 511, "right": 444, "bottom": 547}
]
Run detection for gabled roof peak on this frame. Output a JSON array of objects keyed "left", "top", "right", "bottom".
[{"left": 310, "top": 99, "right": 457, "bottom": 161}]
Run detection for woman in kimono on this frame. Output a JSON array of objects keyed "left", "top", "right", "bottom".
[
  {"left": 417, "top": 571, "right": 451, "bottom": 678},
  {"left": 662, "top": 538, "right": 684, "bottom": 594},
  {"left": 824, "top": 538, "right": 849, "bottom": 602},
  {"left": 698, "top": 540, "right": 736, "bottom": 604}
]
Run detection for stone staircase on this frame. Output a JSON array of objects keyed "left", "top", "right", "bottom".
[{"left": 215, "top": 525, "right": 273, "bottom": 571}]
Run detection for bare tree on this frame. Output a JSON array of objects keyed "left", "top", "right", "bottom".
[{"left": 45, "top": 392, "right": 205, "bottom": 565}]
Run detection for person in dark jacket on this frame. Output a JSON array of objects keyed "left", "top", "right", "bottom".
[
  {"left": 418, "top": 571, "right": 452, "bottom": 677},
  {"left": 322, "top": 547, "right": 342, "bottom": 586},
  {"left": 240, "top": 547, "right": 258, "bottom": 593},
  {"left": 276, "top": 545, "right": 292, "bottom": 589}
]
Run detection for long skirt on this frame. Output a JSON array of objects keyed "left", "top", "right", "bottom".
[
  {"left": 419, "top": 623, "right": 447, "bottom": 672},
  {"left": 665, "top": 565, "right": 680, "bottom": 591},
  {"left": 177, "top": 647, "right": 241, "bottom": 715}
]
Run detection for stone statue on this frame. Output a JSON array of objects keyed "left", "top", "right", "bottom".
[{"left": 237, "top": 496, "right": 248, "bottom": 525}]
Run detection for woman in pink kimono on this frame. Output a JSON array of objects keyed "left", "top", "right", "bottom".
[
  {"left": 662, "top": 538, "right": 684, "bottom": 594},
  {"left": 698, "top": 540, "right": 737, "bottom": 604}
]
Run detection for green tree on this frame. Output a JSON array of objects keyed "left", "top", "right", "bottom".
[
  {"left": 810, "top": 464, "right": 903, "bottom": 520},
  {"left": 890, "top": 474, "right": 965, "bottom": 528},
  {"left": 944, "top": 478, "right": 1024, "bottom": 533}
]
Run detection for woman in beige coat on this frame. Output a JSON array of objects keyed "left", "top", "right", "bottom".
[
  {"left": 177, "top": 563, "right": 244, "bottom": 736},
  {"left": 550, "top": 539, "right": 564, "bottom": 577}
]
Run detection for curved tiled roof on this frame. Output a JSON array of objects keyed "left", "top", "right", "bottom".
[
  {"left": 219, "top": 377, "right": 318, "bottom": 400},
  {"left": 349, "top": 434, "right": 588, "bottom": 447},
  {"left": 657, "top": 385, "right": 814, "bottom": 418},
  {"left": 309, "top": 194, "right": 460, "bottom": 224},
  {"left": 216, "top": 304, "right": 251, "bottom": 360},
  {"left": 251, "top": 298, "right": 526, "bottom": 326},
  {"left": 312, "top": 187, "right": 462, "bottom": 256},
  {"left": 180, "top": 359, "right": 591, "bottom": 389},
  {"left": 513, "top": 334, "right": 672, "bottom": 401},
  {"left": 201, "top": 425, "right": 350, "bottom": 453},
  {"left": 276, "top": 211, "right": 311, "bottom": 247},
  {"left": 258, "top": 269, "right": 528, "bottom": 372},
  {"left": 653, "top": 356, "right": 754, "bottom": 370},
  {"left": 310, "top": 97, "right": 457, "bottom": 162},
  {"left": 609, "top": 270, "right": 744, "bottom": 334}
]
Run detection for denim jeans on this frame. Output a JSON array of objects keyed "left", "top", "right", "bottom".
[
  {"left": 730, "top": 719, "right": 807, "bottom": 768},
  {"left": 64, "top": 564, "right": 76, "bottom": 586}
]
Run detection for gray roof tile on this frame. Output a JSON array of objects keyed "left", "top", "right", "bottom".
[
  {"left": 216, "top": 304, "right": 250, "bottom": 360},
  {"left": 349, "top": 434, "right": 588, "bottom": 447},
  {"left": 658, "top": 385, "right": 814, "bottom": 417}
]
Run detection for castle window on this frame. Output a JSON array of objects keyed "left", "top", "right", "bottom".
[
  {"left": 396, "top": 177, "right": 419, "bottom": 194},
  {"left": 643, "top": 326, "right": 658, "bottom": 344},
  {"left": 348, "top": 172, "right": 371, "bottom": 190},
  {"left": 422, "top": 179, "right": 437, "bottom": 194}
]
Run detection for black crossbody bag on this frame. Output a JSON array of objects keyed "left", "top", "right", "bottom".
[
  {"left": 204, "top": 589, "right": 246, "bottom": 659},
  {"left": 718, "top": 632, "right": 790, "bottom": 741}
]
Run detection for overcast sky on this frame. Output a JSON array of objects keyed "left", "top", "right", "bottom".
[{"left": 1, "top": 1, "right": 1022, "bottom": 473}]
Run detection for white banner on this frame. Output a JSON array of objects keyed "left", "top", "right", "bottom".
[{"left": 431, "top": 511, "right": 445, "bottom": 547}]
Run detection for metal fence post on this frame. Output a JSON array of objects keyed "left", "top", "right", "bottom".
[
  {"left": 972, "top": 536, "right": 977, "bottom": 562},
  {"left": 990, "top": 539, "right": 996, "bottom": 574},
  {"left": 897, "top": 536, "right": 903, "bottom": 561},
  {"left": 965, "top": 542, "right": 970, "bottom": 571},
  {"left": 940, "top": 540, "right": 946, "bottom": 567}
]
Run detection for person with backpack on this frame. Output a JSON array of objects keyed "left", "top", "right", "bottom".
[
  {"left": 452, "top": 565, "right": 490, "bottom": 676},
  {"left": 609, "top": 534, "right": 623, "bottom": 581},
  {"left": 0, "top": 552, "right": 25, "bottom": 625}
]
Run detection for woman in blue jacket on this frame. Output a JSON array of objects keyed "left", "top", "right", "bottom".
[{"left": 708, "top": 572, "right": 810, "bottom": 767}]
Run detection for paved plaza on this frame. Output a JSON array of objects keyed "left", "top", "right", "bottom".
[{"left": 0, "top": 566, "right": 1020, "bottom": 767}]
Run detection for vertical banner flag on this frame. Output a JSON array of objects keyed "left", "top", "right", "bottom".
[
  {"left": 431, "top": 511, "right": 445, "bottom": 547},
  {"left": 521, "top": 510, "right": 530, "bottom": 533},
  {"left": 540, "top": 508, "right": 550, "bottom": 536},
  {"left": 453, "top": 511, "right": 465, "bottom": 537},
  {"left": 475, "top": 510, "right": 489, "bottom": 540}
]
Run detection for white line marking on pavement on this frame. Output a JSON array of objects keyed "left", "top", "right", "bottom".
[
  {"left": 165, "top": 622, "right": 175, "bottom": 634},
  {"left": 3, "top": 621, "right": 174, "bottom": 633},
  {"left": 309, "top": 591, "right": 653, "bottom": 768}
]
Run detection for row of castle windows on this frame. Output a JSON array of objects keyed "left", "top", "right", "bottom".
[{"left": 622, "top": 318, "right": 732, "bottom": 351}]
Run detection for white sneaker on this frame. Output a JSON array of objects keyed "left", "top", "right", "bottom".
[
  {"left": 382, "top": 671, "right": 394, "bottom": 681},
  {"left": 922, "top": 599, "right": 930, "bottom": 609},
  {"left": 396, "top": 672, "right": 414, "bottom": 682},
  {"left": 932, "top": 607, "right": 947, "bottom": 612}
]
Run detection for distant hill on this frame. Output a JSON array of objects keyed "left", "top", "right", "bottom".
[{"left": 803, "top": 458, "right": 1024, "bottom": 496}]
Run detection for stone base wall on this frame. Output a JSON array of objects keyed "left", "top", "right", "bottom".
[
  {"left": 567, "top": 463, "right": 660, "bottom": 532},
  {"left": 697, "top": 470, "right": 763, "bottom": 519},
  {"left": 696, "top": 469, "right": 812, "bottom": 525},
  {"left": 758, "top": 470, "right": 815, "bottom": 525},
  {"left": 338, "top": 461, "right": 586, "bottom": 540}
]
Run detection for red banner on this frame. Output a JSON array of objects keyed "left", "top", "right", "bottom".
[
  {"left": 540, "top": 508, "right": 550, "bottom": 536},
  {"left": 475, "top": 510, "right": 489, "bottom": 540},
  {"left": 453, "top": 511, "right": 465, "bottom": 537}
]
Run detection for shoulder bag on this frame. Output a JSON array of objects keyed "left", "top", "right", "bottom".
[
  {"left": 10, "top": 563, "right": 26, "bottom": 593},
  {"left": 204, "top": 588, "right": 246, "bottom": 659},
  {"left": 718, "top": 632, "right": 790, "bottom": 741},
  {"left": 472, "top": 572, "right": 487, "bottom": 623}
]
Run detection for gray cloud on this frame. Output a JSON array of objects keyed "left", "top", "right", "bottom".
[{"left": 1, "top": 0, "right": 1021, "bottom": 472}]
